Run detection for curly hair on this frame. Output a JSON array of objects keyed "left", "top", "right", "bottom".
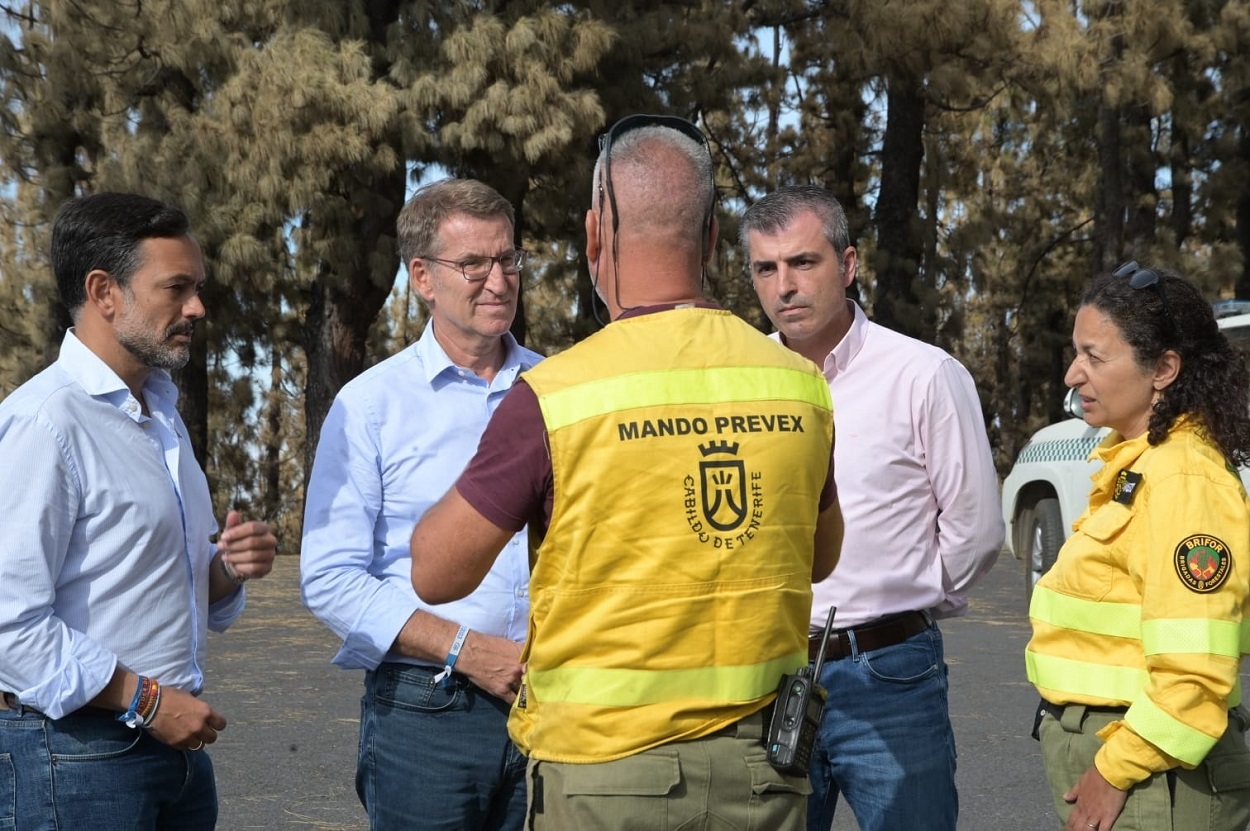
[{"left": 1081, "top": 266, "right": 1250, "bottom": 466}]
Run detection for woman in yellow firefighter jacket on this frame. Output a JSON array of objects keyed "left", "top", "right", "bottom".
[{"left": 1026, "top": 262, "right": 1250, "bottom": 831}]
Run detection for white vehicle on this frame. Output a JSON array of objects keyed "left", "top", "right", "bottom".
[{"left": 1002, "top": 306, "right": 1250, "bottom": 598}]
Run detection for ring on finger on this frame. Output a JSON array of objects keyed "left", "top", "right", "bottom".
[{"left": 189, "top": 740, "right": 204, "bottom": 751}]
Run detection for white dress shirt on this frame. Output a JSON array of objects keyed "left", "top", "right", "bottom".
[
  {"left": 0, "top": 330, "right": 243, "bottom": 718},
  {"left": 300, "top": 324, "right": 541, "bottom": 670},
  {"left": 787, "top": 301, "right": 1005, "bottom": 629}
]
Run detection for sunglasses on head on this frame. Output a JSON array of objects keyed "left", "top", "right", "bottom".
[
  {"left": 596, "top": 113, "right": 717, "bottom": 257},
  {"left": 1114, "top": 260, "right": 1178, "bottom": 337}
]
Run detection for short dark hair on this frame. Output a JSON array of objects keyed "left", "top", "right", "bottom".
[
  {"left": 1081, "top": 265, "right": 1250, "bottom": 464},
  {"left": 51, "top": 192, "right": 190, "bottom": 314},
  {"left": 739, "top": 185, "right": 850, "bottom": 258}
]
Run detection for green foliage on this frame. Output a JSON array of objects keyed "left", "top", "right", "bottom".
[{"left": 3, "top": 0, "right": 1250, "bottom": 552}]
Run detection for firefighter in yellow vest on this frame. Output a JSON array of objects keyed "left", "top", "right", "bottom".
[
  {"left": 1026, "top": 262, "right": 1250, "bottom": 831},
  {"left": 410, "top": 114, "right": 844, "bottom": 830}
]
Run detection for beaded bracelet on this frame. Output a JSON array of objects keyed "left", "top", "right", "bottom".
[{"left": 117, "top": 675, "right": 162, "bottom": 729}]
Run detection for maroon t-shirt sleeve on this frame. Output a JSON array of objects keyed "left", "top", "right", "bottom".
[
  {"left": 455, "top": 380, "right": 553, "bottom": 533},
  {"left": 820, "top": 446, "right": 838, "bottom": 511}
]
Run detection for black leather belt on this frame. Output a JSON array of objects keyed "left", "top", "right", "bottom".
[{"left": 808, "top": 611, "right": 930, "bottom": 662}]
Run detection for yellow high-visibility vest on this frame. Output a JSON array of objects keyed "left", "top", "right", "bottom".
[{"left": 511, "top": 307, "right": 834, "bottom": 763}]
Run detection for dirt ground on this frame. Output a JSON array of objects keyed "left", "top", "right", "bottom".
[
  {"left": 204, "top": 551, "right": 1066, "bottom": 830},
  {"left": 206, "top": 556, "right": 368, "bottom": 830}
]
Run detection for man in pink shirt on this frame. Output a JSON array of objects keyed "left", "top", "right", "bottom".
[{"left": 742, "top": 185, "right": 1005, "bottom": 831}]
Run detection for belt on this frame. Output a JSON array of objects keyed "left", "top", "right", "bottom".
[
  {"left": 1031, "top": 698, "right": 1128, "bottom": 740},
  {"left": 0, "top": 691, "right": 113, "bottom": 717},
  {"left": 808, "top": 611, "right": 930, "bottom": 662},
  {"left": 1037, "top": 699, "right": 1127, "bottom": 722}
]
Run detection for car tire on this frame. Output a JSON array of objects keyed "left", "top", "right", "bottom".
[{"left": 1020, "top": 496, "right": 1064, "bottom": 603}]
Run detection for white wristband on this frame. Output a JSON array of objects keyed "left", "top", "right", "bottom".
[{"left": 432, "top": 625, "right": 470, "bottom": 686}]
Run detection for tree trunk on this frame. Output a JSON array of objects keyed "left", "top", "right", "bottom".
[
  {"left": 171, "top": 334, "right": 209, "bottom": 472},
  {"left": 1124, "top": 104, "right": 1157, "bottom": 255},
  {"left": 301, "top": 171, "right": 407, "bottom": 483},
  {"left": 871, "top": 70, "right": 928, "bottom": 341},
  {"left": 1238, "top": 124, "right": 1250, "bottom": 299}
]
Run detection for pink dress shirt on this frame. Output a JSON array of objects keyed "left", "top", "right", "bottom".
[{"left": 787, "top": 301, "right": 1004, "bottom": 630}]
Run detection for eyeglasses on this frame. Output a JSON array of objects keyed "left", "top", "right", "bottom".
[
  {"left": 418, "top": 250, "right": 528, "bottom": 281},
  {"left": 1114, "top": 260, "right": 1177, "bottom": 336}
]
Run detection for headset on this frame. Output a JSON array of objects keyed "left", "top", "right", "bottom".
[{"left": 593, "top": 113, "right": 718, "bottom": 322}]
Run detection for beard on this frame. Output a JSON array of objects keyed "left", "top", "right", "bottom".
[{"left": 116, "top": 317, "right": 195, "bottom": 371}]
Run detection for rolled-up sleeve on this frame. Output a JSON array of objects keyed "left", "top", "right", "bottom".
[
  {"left": 0, "top": 414, "right": 117, "bottom": 717},
  {"left": 301, "top": 396, "right": 418, "bottom": 669}
]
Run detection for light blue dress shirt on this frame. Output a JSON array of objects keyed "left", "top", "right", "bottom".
[
  {"left": 300, "top": 324, "right": 541, "bottom": 670},
  {"left": 0, "top": 330, "right": 244, "bottom": 718}
]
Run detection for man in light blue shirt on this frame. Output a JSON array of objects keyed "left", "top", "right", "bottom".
[
  {"left": 0, "top": 192, "right": 278, "bottom": 830},
  {"left": 301, "top": 178, "right": 541, "bottom": 830}
]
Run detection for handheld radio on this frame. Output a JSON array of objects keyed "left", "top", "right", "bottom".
[{"left": 764, "top": 606, "right": 837, "bottom": 774}]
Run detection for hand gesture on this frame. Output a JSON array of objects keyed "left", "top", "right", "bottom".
[{"left": 218, "top": 509, "right": 278, "bottom": 583}]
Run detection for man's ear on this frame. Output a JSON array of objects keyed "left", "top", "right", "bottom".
[
  {"left": 409, "top": 258, "right": 436, "bottom": 304},
  {"left": 703, "top": 215, "right": 719, "bottom": 266},
  {"left": 585, "top": 208, "right": 600, "bottom": 265},
  {"left": 84, "top": 269, "right": 118, "bottom": 320},
  {"left": 1154, "top": 349, "right": 1182, "bottom": 391},
  {"left": 840, "top": 246, "right": 858, "bottom": 288}
]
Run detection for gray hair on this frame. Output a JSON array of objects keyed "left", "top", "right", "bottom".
[
  {"left": 397, "top": 178, "right": 514, "bottom": 265},
  {"left": 591, "top": 125, "right": 714, "bottom": 243}
]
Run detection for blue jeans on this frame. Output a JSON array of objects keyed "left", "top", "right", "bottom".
[
  {"left": 806, "top": 619, "right": 957, "bottom": 831},
  {"left": 0, "top": 704, "right": 217, "bottom": 830},
  {"left": 358, "top": 663, "right": 527, "bottom": 831}
]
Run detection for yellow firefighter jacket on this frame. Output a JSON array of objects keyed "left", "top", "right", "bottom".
[{"left": 1027, "top": 419, "right": 1250, "bottom": 788}]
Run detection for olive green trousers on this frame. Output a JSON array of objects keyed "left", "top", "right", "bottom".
[
  {"left": 524, "top": 710, "right": 811, "bottom": 830},
  {"left": 1039, "top": 703, "right": 1250, "bottom": 831}
]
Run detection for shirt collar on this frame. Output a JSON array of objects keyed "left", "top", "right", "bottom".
[
  {"left": 57, "top": 329, "right": 179, "bottom": 417},
  {"left": 616, "top": 300, "right": 722, "bottom": 321},
  {"left": 414, "top": 323, "right": 536, "bottom": 385},
  {"left": 1089, "top": 416, "right": 1201, "bottom": 491},
  {"left": 823, "top": 300, "right": 868, "bottom": 379}
]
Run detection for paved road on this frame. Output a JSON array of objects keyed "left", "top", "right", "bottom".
[{"left": 206, "top": 551, "right": 1061, "bottom": 830}]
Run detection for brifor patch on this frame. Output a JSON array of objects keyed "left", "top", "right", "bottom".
[{"left": 1174, "top": 535, "right": 1232, "bottom": 593}]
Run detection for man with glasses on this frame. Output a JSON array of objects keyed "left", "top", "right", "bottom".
[
  {"left": 741, "top": 185, "right": 1004, "bottom": 831},
  {"left": 301, "top": 178, "right": 541, "bottom": 830},
  {"left": 410, "top": 116, "right": 844, "bottom": 830}
]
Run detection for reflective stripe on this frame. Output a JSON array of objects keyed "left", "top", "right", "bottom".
[
  {"left": 1141, "top": 618, "right": 1243, "bottom": 658},
  {"left": 527, "top": 651, "right": 805, "bottom": 707},
  {"left": 1126, "top": 696, "right": 1217, "bottom": 767},
  {"left": 1030, "top": 586, "right": 1140, "bottom": 640},
  {"left": 538, "top": 366, "right": 831, "bottom": 432},
  {"left": 1026, "top": 651, "right": 1147, "bottom": 702}
]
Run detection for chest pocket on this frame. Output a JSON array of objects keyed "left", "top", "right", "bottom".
[{"left": 1061, "top": 502, "right": 1135, "bottom": 601}]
